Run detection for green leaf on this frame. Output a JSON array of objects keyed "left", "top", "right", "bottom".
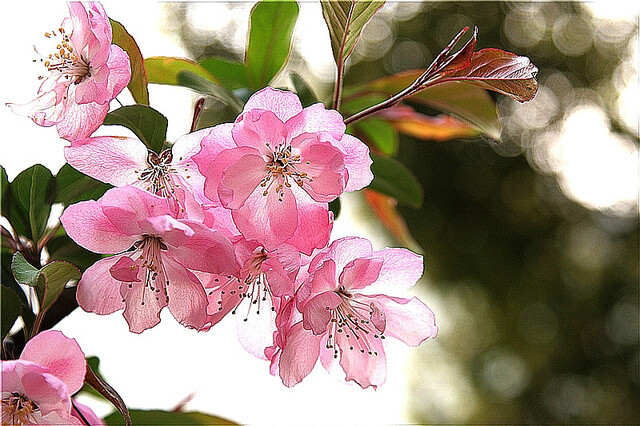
[
  {"left": 321, "top": 1, "right": 384, "bottom": 66},
  {"left": 6, "top": 165, "right": 54, "bottom": 242},
  {"left": 246, "top": 0, "right": 299, "bottom": 90},
  {"left": 11, "top": 252, "right": 40, "bottom": 288},
  {"left": 176, "top": 71, "right": 244, "bottom": 114},
  {"left": 55, "top": 164, "right": 112, "bottom": 205},
  {"left": 1, "top": 249, "right": 34, "bottom": 335},
  {"left": 368, "top": 154, "right": 423, "bottom": 208},
  {"left": 349, "top": 117, "right": 398, "bottom": 156},
  {"left": 365, "top": 73, "right": 502, "bottom": 141},
  {"left": 37, "top": 260, "right": 81, "bottom": 311},
  {"left": 145, "top": 57, "right": 220, "bottom": 86},
  {"left": 104, "top": 105, "right": 168, "bottom": 153},
  {"left": 104, "top": 410, "right": 238, "bottom": 426},
  {"left": 290, "top": 72, "right": 320, "bottom": 107},
  {"left": 11, "top": 252, "right": 80, "bottom": 312},
  {"left": 46, "top": 232, "right": 103, "bottom": 272},
  {"left": 110, "top": 18, "right": 149, "bottom": 105},
  {"left": 199, "top": 57, "right": 250, "bottom": 90},
  {"left": 1, "top": 285, "right": 21, "bottom": 340},
  {"left": 1, "top": 165, "right": 8, "bottom": 216},
  {"left": 329, "top": 197, "right": 341, "bottom": 220}
]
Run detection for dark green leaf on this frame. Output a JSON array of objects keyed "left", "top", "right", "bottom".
[
  {"left": 11, "top": 252, "right": 39, "bottom": 287},
  {"left": 368, "top": 154, "right": 423, "bottom": 208},
  {"left": 37, "top": 260, "right": 81, "bottom": 311},
  {"left": 177, "top": 71, "right": 244, "bottom": 114},
  {"left": 6, "top": 165, "right": 54, "bottom": 242},
  {"left": 1, "top": 165, "right": 8, "bottom": 217},
  {"left": 55, "top": 164, "right": 112, "bottom": 205},
  {"left": 349, "top": 117, "right": 398, "bottom": 156},
  {"left": 104, "top": 105, "right": 168, "bottom": 153},
  {"left": 1, "top": 285, "right": 21, "bottom": 340},
  {"left": 110, "top": 19, "right": 149, "bottom": 105},
  {"left": 246, "top": 0, "right": 299, "bottom": 90},
  {"left": 1, "top": 249, "right": 34, "bottom": 335},
  {"left": 321, "top": 1, "right": 384, "bottom": 66},
  {"left": 329, "top": 197, "right": 341, "bottom": 220},
  {"left": 199, "top": 57, "right": 250, "bottom": 90},
  {"left": 145, "top": 57, "right": 220, "bottom": 86},
  {"left": 290, "top": 72, "right": 320, "bottom": 107},
  {"left": 47, "top": 232, "right": 103, "bottom": 272},
  {"left": 104, "top": 410, "right": 238, "bottom": 426}
]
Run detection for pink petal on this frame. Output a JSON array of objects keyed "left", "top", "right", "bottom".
[
  {"left": 331, "top": 134, "right": 373, "bottom": 192},
  {"left": 105, "top": 45, "right": 131, "bottom": 99},
  {"left": 235, "top": 295, "right": 277, "bottom": 360},
  {"left": 306, "top": 259, "right": 338, "bottom": 296},
  {"left": 231, "top": 184, "right": 298, "bottom": 251},
  {"left": 232, "top": 109, "right": 287, "bottom": 155},
  {"left": 193, "top": 123, "right": 235, "bottom": 177},
  {"left": 6, "top": 90, "right": 59, "bottom": 124},
  {"left": 72, "top": 400, "right": 105, "bottom": 426},
  {"left": 308, "top": 236, "right": 373, "bottom": 276},
  {"left": 278, "top": 322, "right": 322, "bottom": 387},
  {"left": 337, "top": 331, "right": 386, "bottom": 389},
  {"left": 360, "top": 294, "right": 438, "bottom": 346},
  {"left": 64, "top": 136, "right": 148, "bottom": 186},
  {"left": 20, "top": 330, "right": 86, "bottom": 395},
  {"left": 109, "top": 256, "right": 141, "bottom": 282},
  {"left": 167, "top": 220, "right": 237, "bottom": 275},
  {"left": 339, "top": 257, "right": 383, "bottom": 290},
  {"left": 243, "top": 87, "right": 303, "bottom": 123},
  {"left": 218, "top": 153, "right": 267, "bottom": 209},
  {"left": 201, "top": 146, "right": 258, "bottom": 204},
  {"left": 56, "top": 86, "right": 110, "bottom": 141},
  {"left": 282, "top": 190, "right": 332, "bottom": 256},
  {"left": 137, "top": 215, "right": 194, "bottom": 247},
  {"left": 164, "top": 257, "right": 208, "bottom": 330},
  {"left": 371, "top": 247, "right": 424, "bottom": 293},
  {"left": 120, "top": 279, "right": 167, "bottom": 334},
  {"left": 285, "top": 102, "right": 346, "bottom": 141},
  {"left": 370, "top": 300, "right": 386, "bottom": 333},
  {"left": 61, "top": 199, "right": 136, "bottom": 255},
  {"left": 77, "top": 256, "right": 127, "bottom": 315},
  {"left": 294, "top": 137, "right": 347, "bottom": 202},
  {"left": 301, "top": 291, "right": 342, "bottom": 335}
]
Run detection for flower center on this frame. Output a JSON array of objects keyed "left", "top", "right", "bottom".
[
  {"left": 260, "top": 142, "right": 313, "bottom": 202},
  {"left": 2, "top": 393, "right": 39, "bottom": 425},
  {"left": 136, "top": 149, "right": 193, "bottom": 215},
  {"left": 325, "top": 287, "right": 385, "bottom": 359},
  {"left": 125, "top": 235, "right": 170, "bottom": 306},
  {"left": 38, "top": 27, "right": 92, "bottom": 84}
]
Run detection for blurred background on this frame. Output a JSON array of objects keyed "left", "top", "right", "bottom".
[
  {"left": 1, "top": 1, "right": 638, "bottom": 425},
  {"left": 165, "top": 2, "right": 639, "bottom": 423}
]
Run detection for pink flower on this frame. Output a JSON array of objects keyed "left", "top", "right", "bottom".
[
  {"left": 7, "top": 2, "right": 131, "bottom": 141},
  {"left": 64, "top": 129, "right": 215, "bottom": 220},
  {"left": 194, "top": 88, "right": 373, "bottom": 255},
  {"left": 204, "top": 237, "right": 301, "bottom": 359},
  {"left": 60, "top": 185, "right": 237, "bottom": 333},
  {"left": 278, "top": 237, "right": 438, "bottom": 389},
  {"left": 1, "top": 330, "right": 90, "bottom": 425}
]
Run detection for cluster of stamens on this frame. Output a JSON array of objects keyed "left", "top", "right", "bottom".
[
  {"left": 135, "top": 149, "right": 191, "bottom": 214},
  {"left": 210, "top": 250, "right": 276, "bottom": 320},
  {"left": 124, "top": 235, "right": 170, "bottom": 306},
  {"left": 36, "top": 27, "right": 91, "bottom": 84},
  {"left": 260, "top": 142, "right": 313, "bottom": 202},
  {"left": 324, "top": 287, "right": 385, "bottom": 359},
  {"left": 2, "top": 393, "right": 39, "bottom": 425}
]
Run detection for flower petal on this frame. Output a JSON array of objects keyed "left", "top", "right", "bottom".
[
  {"left": 232, "top": 109, "right": 287, "bottom": 155},
  {"left": 243, "top": 87, "right": 303, "bottom": 123},
  {"left": 301, "top": 291, "right": 342, "bottom": 335},
  {"left": 285, "top": 102, "right": 346, "bottom": 140},
  {"left": 370, "top": 247, "right": 424, "bottom": 293},
  {"left": 339, "top": 257, "right": 383, "bottom": 290},
  {"left": 77, "top": 256, "right": 127, "bottom": 315},
  {"left": 337, "top": 331, "right": 386, "bottom": 389},
  {"left": 164, "top": 257, "right": 208, "bottom": 330},
  {"left": 282, "top": 189, "right": 332, "bottom": 256},
  {"left": 218, "top": 153, "right": 267, "bottom": 209},
  {"left": 331, "top": 134, "right": 373, "bottom": 192},
  {"left": 20, "top": 330, "right": 86, "bottom": 394},
  {"left": 278, "top": 322, "right": 322, "bottom": 387},
  {"left": 64, "top": 136, "right": 148, "bottom": 186},
  {"left": 308, "top": 236, "right": 373, "bottom": 276}
]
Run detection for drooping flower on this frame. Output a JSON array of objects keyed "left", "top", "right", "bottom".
[
  {"left": 278, "top": 237, "right": 438, "bottom": 389},
  {"left": 1, "top": 330, "right": 93, "bottom": 425},
  {"left": 204, "top": 237, "right": 301, "bottom": 359},
  {"left": 64, "top": 128, "right": 217, "bottom": 220},
  {"left": 194, "top": 88, "right": 373, "bottom": 255},
  {"left": 60, "top": 185, "right": 237, "bottom": 333},
  {"left": 7, "top": 2, "right": 131, "bottom": 141}
]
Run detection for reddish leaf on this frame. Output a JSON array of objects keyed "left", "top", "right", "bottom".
[
  {"left": 363, "top": 189, "right": 417, "bottom": 249},
  {"left": 434, "top": 48, "right": 539, "bottom": 102},
  {"left": 380, "top": 105, "right": 479, "bottom": 141}
]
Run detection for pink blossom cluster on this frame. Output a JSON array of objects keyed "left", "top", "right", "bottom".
[{"left": 7, "top": 2, "right": 438, "bottom": 390}]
